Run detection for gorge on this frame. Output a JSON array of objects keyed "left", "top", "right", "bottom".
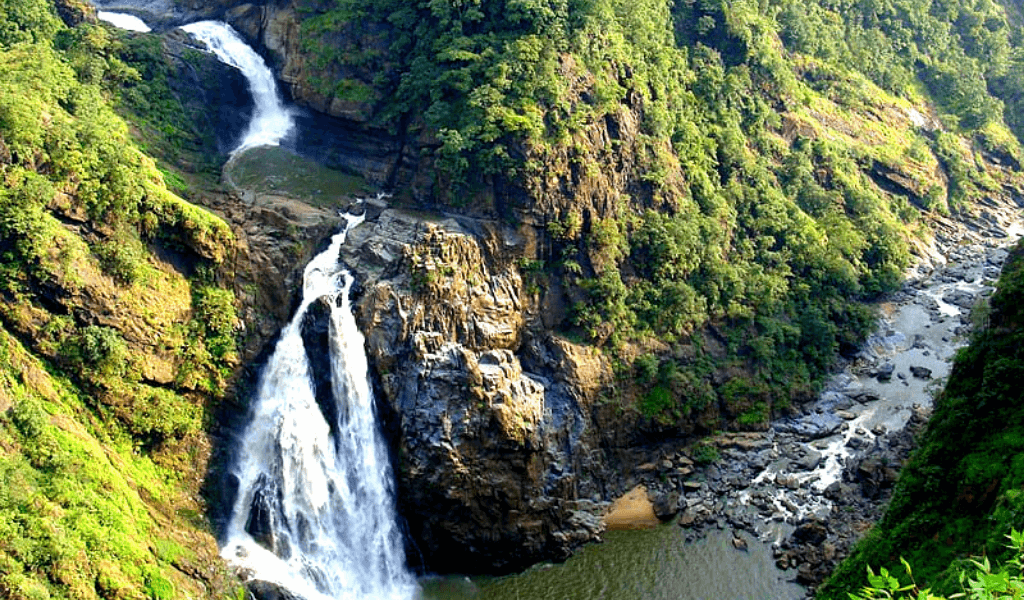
[{"left": 4, "top": 0, "right": 1024, "bottom": 599}]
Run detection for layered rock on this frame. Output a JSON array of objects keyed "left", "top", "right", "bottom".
[{"left": 341, "top": 208, "right": 612, "bottom": 572}]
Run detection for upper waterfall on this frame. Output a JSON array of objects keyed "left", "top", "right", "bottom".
[
  {"left": 180, "top": 21, "right": 295, "bottom": 154},
  {"left": 96, "top": 11, "right": 151, "bottom": 32}
]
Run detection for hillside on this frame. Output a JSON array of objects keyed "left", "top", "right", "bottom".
[
  {"left": 0, "top": 1, "right": 243, "bottom": 598},
  {"left": 4, "top": 0, "right": 1024, "bottom": 596}
]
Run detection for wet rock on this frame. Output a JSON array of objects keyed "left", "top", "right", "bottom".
[
  {"left": 834, "top": 396, "right": 855, "bottom": 411},
  {"left": 652, "top": 491, "right": 681, "bottom": 521},
  {"left": 792, "top": 519, "right": 829, "bottom": 545},
  {"left": 248, "top": 580, "right": 304, "bottom": 600},
  {"left": 846, "top": 435, "right": 867, "bottom": 450},
  {"left": 942, "top": 290, "right": 975, "bottom": 309},
  {"left": 848, "top": 391, "right": 881, "bottom": 404},
  {"left": 854, "top": 456, "right": 901, "bottom": 499},
  {"left": 876, "top": 362, "right": 895, "bottom": 382},
  {"left": 678, "top": 507, "right": 700, "bottom": 527},
  {"left": 245, "top": 474, "right": 291, "bottom": 560},
  {"left": 775, "top": 413, "right": 843, "bottom": 439},
  {"left": 795, "top": 450, "right": 822, "bottom": 471},
  {"left": 910, "top": 366, "right": 933, "bottom": 379}
]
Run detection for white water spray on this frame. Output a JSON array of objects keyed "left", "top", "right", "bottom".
[
  {"left": 97, "top": 11, "right": 151, "bottom": 32},
  {"left": 180, "top": 21, "right": 295, "bottom": 153},
  {"left": 221, "top": 214, "right": 416, "bottom": 600}
]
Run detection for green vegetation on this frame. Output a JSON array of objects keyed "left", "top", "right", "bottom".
[
  {"left": 0, "top": 1, "right": 241, "bottom": 597},
  {"left": 2, "top": 0, "right": 1024, "bottom": 592},
  {"left": 297, "top": 0, "right": 1024, "bottom": 427},
  {"left": 820, "top": 240, "right": 1024, "bottom": 598},
  {"left": 224, "top": 145, "right": 372, "bottom": 206},
  {"left": 847, "top": 531, "right": 1024, "bottom": 599}
]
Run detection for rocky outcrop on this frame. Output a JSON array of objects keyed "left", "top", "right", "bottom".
[
  {"left": 341, "top": 207, "right": 612, "bottom": 572},
  {"left": 199, "top": 163, "right": 344, "bottom": 363}
]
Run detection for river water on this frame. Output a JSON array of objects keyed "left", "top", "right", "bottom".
[
  {"left": 421, "top": 526, "right": 804, "bottom": 600},
  {"left": 95, "top": 9, "right": 1021, "bottom": 600}
]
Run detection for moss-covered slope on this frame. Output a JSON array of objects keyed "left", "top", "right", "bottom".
[{"left": 0, "top": 2, "right": 242, "bottom": 598}]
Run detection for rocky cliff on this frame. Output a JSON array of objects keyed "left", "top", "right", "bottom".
[{"left": 340, "top": 207, "right": 609, "bottom": 571}]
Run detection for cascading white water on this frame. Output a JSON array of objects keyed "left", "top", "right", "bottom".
[
  {"left": 221, "top": 213, "right": 417, "bottom": 600},
  {"left": 93, "top": 12, "right": 412, "bottom": 595},
  {"left": 179, "top": 21, "right": 295, "bottom": 153},
  {"left": 97, "top": 11, "right": 151, "bottom": 32}
]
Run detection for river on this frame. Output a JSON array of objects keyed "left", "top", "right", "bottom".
[{"left": 421, "top": 526, "right": 804, "bottom": 600}]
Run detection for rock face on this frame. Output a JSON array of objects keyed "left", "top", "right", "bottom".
[
  {"left": 162, "top": 29, "right": 254, "bottom": 158},
  {"left": 340, "top": 208, "right": 611, "bottom": 572}
]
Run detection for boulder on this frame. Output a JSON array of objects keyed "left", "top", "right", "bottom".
[
  {"left": 909, "top": 365, "right": 933, "bottom": 379},
  {"left": 792, "top": 519, "right": 829, "bottom": 545}
]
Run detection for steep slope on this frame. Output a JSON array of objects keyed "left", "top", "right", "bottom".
[{"left": 0, "top": 2, "right": 246, "bottom": 598}]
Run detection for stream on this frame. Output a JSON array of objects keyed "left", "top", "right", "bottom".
[{"left": 95, "top": 7, "right": 1022, "bottom": 600}]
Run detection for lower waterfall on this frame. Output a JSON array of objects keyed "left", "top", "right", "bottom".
[{"left": 220, "top": 213, "right": 417, "bottom": 600}]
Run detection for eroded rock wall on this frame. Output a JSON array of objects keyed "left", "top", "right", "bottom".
[{"left": 339, "top": 208, "right": 613, "bottom": 572}]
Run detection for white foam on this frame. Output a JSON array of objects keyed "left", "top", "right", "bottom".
[{"left": 97, "top": 11, "right": 151, "bottom": 32}]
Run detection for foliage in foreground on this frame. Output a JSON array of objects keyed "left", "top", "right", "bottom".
[{"left": 850, "top": 530, "right": 1024, "bottom": 599}]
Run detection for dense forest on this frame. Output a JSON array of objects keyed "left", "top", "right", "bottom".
[
  {"left": 2, "top": 0, "right": 1024, "bottom": 596},
  {"left": 298, "top": 0, "right": 1024, "bottom": 428}
]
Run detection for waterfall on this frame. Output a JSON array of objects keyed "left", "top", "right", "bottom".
[
  {"left": 95, "top": 12, "right": 414, "bottom": 597},
  {"left": 179, "top": 21, "right": 295, "bottom": 154},
  {"left": 96, "top": 11, "right": 151, "bottom": 32},
  {"left": 221, "top": 213, "right": 417, "bottom": 600}
]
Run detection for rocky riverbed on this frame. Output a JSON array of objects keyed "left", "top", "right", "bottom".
[{"left": 633, "top": 207, "right": 1023, "bottom": 595}]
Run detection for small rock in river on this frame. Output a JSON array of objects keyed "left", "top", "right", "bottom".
[
  {"left": 683, "top": 481, "right": 703, "bottom": 493},
  {"left": 909, "top": 366, "right": 932, "bottom": 379}
]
